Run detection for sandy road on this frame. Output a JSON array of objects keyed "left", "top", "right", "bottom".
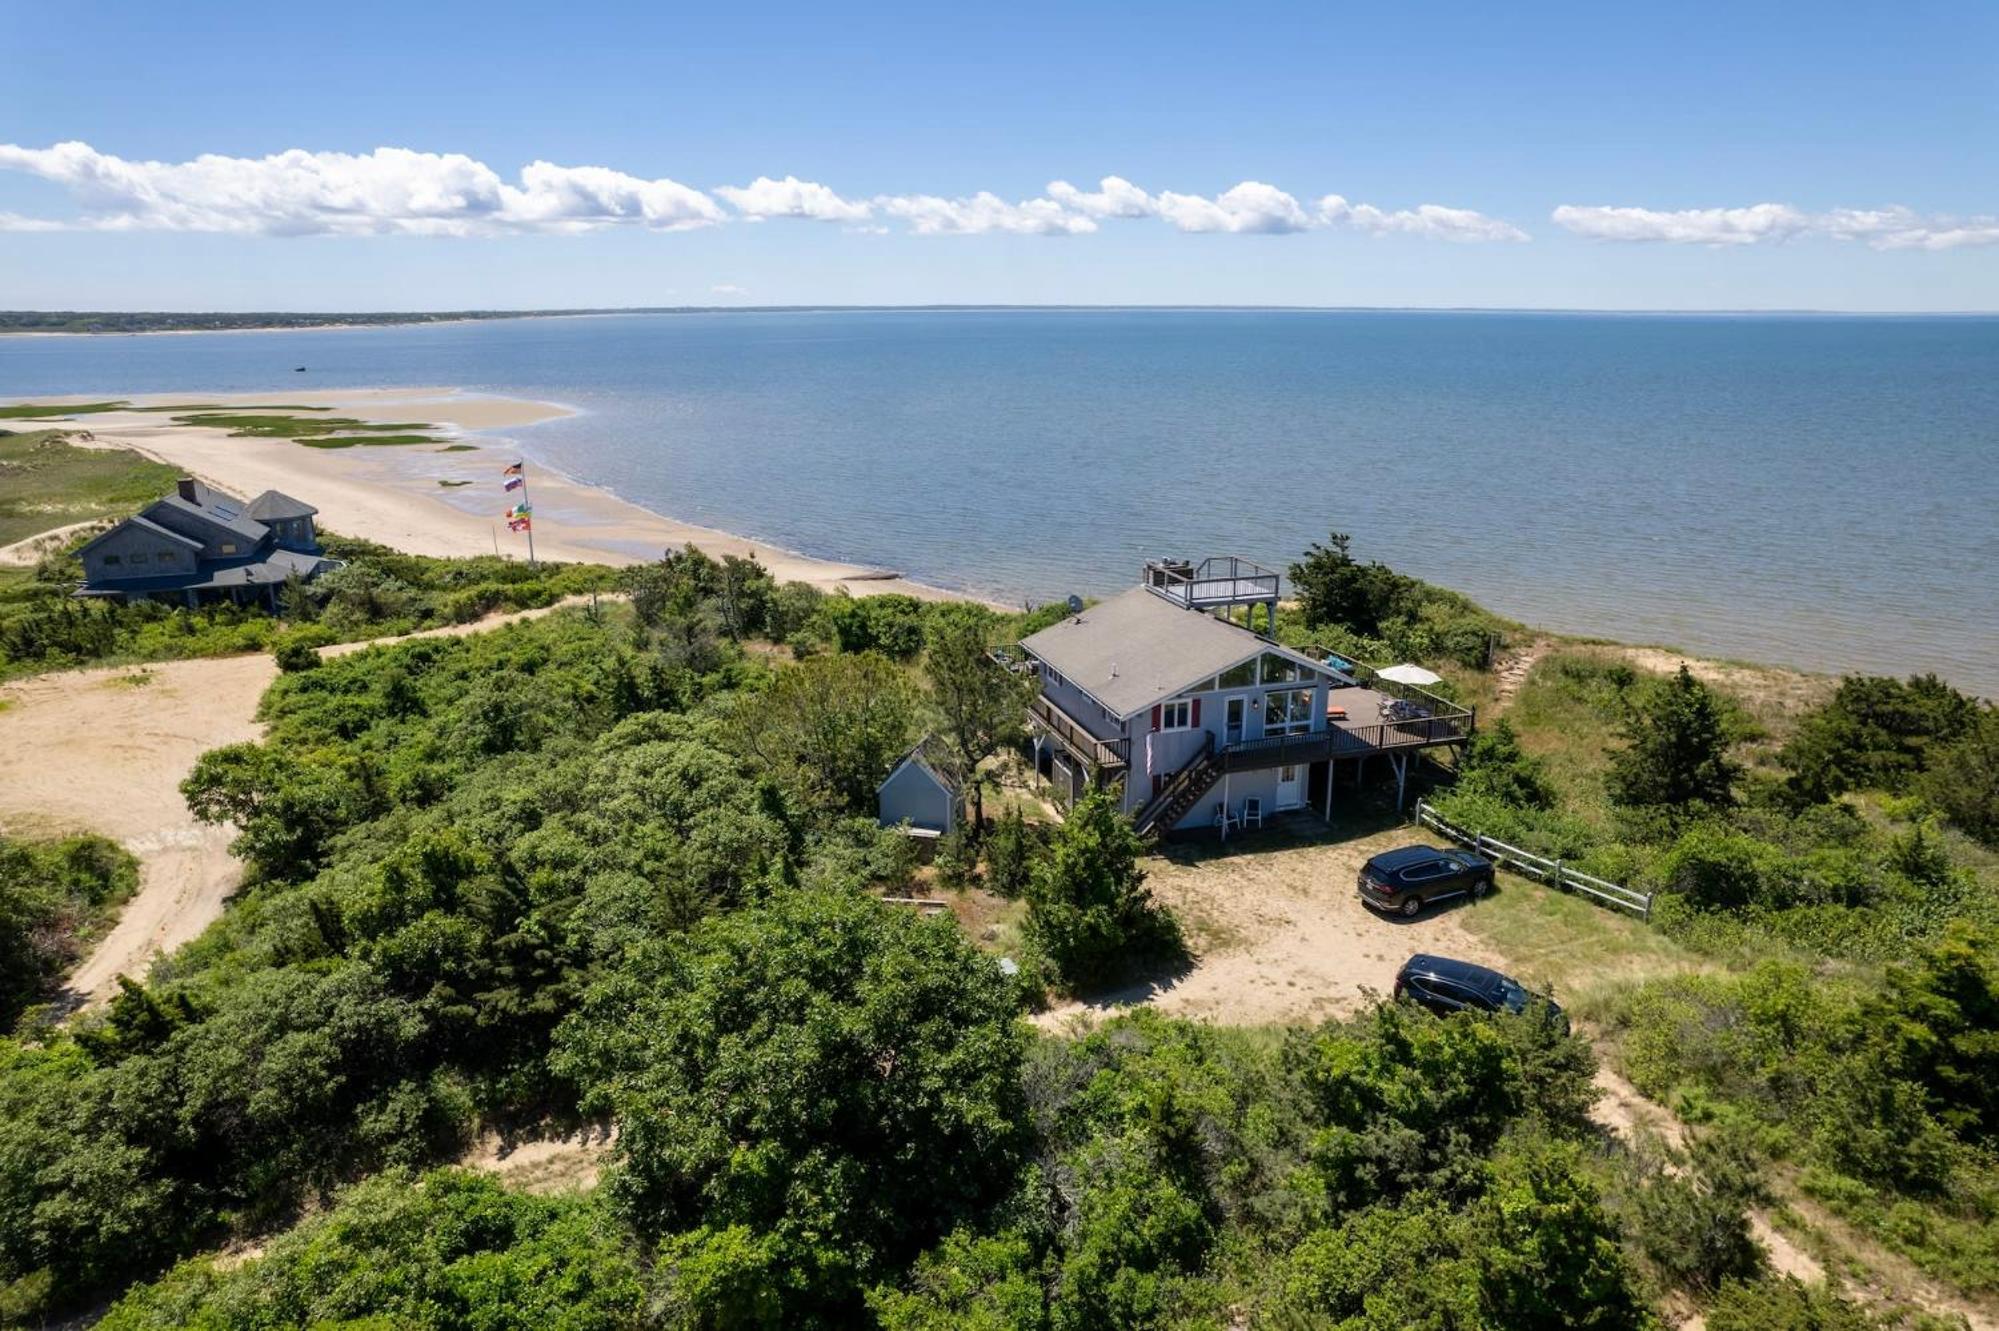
[
  {"left": 0, "top": 654, "right": 274, "bottom": 1003},
  {"left": 0, "top": 598, "right": 604, "bottom": 1007}
]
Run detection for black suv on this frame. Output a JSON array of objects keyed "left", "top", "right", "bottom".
[
  {"left": 1394, "top": 954, "right": 1567, "bottom": 1030},
  {"left": 1357, "top": 844, "right": 1495, "bottom": 917}
]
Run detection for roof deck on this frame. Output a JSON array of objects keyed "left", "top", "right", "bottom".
[{"left": 1142, "top": 556, "right": 1281, "bottom": 613}]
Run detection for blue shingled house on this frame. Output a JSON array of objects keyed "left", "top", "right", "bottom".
[{"left": 76, "top": 477, "right": 338, "bottom": 608}]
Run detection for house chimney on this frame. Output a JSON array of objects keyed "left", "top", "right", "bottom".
[{"left": 176, "top": 477, "right": 198, "bottom": 502}]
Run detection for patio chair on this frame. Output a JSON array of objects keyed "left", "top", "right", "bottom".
[
  {"left": 1239, "top": 796, "right": 1264, "bottom": 830},
  {"left": 1212, "top": 801, "right": 1238, "bottom": 839}
]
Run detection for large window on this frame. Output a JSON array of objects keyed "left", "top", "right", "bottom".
[
  {"left": 1264, "top": 688, "right": 1315, "bottom": 736},
  {"left": 1218, "top": 659, "right": 1256, "bottom": 689},
  {"left": 1159, "top": 700, "right": 1192, "bottom": 731},
  {"left": 1260, "top": 653, "right": 1302, "bottom": 684}
]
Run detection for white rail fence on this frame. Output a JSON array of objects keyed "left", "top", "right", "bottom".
[{"left": 1412, "top": 799, "right": 1654, "bottom": 920}]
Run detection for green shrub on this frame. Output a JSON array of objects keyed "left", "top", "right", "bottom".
[{"left": 1023, "top": 789, "right": 1184, "bottom": 991}]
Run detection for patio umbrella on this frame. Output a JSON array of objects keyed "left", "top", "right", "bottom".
[{"left": 1376, "top": 663, "right": 1444, "bottom": 687}]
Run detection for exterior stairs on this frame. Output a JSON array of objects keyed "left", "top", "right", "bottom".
[{"left": 1133, "top": 736, "right": 1223, "bottom": 838}]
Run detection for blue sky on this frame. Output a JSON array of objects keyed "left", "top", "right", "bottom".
[{"left": 3, "top": 0, "right": 1996, "bottom": 310}]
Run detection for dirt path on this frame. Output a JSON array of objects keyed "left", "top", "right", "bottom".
[
  {"left": 1038, "top": 820, "right": 1503, "bottom": 1029},
  {"left": 1490, "top": 637, "right": 1552, "bottom": 714},
  {"left": 1590, "top": 1063, "right": 1993, "bottom": 1331},
  {"left": 2, "top": 655, "right": 274, "bottom": 1004},
  {"left": 0, "top": 519, "right": 112, "bottom": 567},
  {"left": 1, "top": 599, "right": 601, "bottom": 1007}
]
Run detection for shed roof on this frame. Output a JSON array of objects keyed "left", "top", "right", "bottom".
[
  {"left": 1020, "top": 586, "right": 1326, "bottom": 718},
  {"left": 881, "top": 735, "right": 961, "bottom": 793},
  {"left": 246, "top": 489, "right": 318, "bottom": 520}
]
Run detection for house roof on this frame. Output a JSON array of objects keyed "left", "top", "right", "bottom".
[
  {"left": 76, "top": 513, "right": 205, "bottom": 559},
  {"left": 143, "top": 493, "right": 269, "bottom": 545},
  {"left": 77, "top": 548, "right": 332, "bottom": 594},
  {"left": 881, "top": 735, "right": 960, "bottom": 792},
  {"left": 246, "top": 489, "right": 318, "bottom": 520},
  {"left": 1020, "top": 586, "right": 1327, "bottom": 718}
]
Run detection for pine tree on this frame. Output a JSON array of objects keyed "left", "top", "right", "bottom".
[{"left": 1606, "top": 665, "right": 1740, "bottom": 812}]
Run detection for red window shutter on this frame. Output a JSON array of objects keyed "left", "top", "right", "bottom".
[
  {"left": 1191, "top": 698, "right": 1202, "bottom": 728},
  {"left": 1151, "top": 705, "right": 1162, "bottom": 731}
]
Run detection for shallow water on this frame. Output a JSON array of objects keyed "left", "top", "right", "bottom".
[{"left": 5, "top": 309, "right": 1996, "bottom": 693}]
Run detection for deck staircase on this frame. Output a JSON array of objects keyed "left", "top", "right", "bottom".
[{"left": 1133, "top": 735, "right": 1223, "bottom": 838}]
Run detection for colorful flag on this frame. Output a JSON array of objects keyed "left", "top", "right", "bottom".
[
  {"left": 508, "top": 517, "right": 531, "bottom": 532},
  {"left": 503, "top": 461, "right": 524, "bottom": 476},
  {"left": 508, "top": 502, "right": 531, "bottom": 518},
  {"left": 503, "top": 475, "right": 524, "bottom": 491}
]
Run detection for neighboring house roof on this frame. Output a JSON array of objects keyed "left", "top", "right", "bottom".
[
  {"left": 1020, "top": 586, "right": 1331, "bottom": 718},
  {"left": 143, "top": 493, "right": 269, "bottom": 546},
  {"left": 76, "top": 548, "right": 333, "bottom": 596},
  {"left": 76, "top": 513, "right": 205, "bottom": 559},
  {"left": 245, "top": 490, "right": 318, "bottom": 521}
]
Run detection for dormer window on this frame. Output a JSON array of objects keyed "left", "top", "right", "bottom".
[{"left": 220, "top": 542, "right": 238, "bottom": 555}]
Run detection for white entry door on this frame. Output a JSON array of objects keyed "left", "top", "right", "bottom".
[{"left": 1275, "top": 764, "right": 1303, "bottom": 810}]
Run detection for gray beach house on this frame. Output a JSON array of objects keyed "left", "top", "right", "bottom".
[
  {"left": 76, "top": 478, "right": 336, "bottom": 607},
  {"left": 1018, "top": 557, "right": 1474, "bottom": 836}
]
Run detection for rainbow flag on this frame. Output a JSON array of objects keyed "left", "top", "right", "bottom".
[
  {"left": 503, "top": 461, "right": 524, "bottom": 476},
  {"left": 507, "top": 502, "right": 531, "bottom": 519}
]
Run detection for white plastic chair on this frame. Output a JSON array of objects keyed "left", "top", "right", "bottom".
[
  {"left": 1212, "top": 801, "right": 1238, "bottom": 840},
  {"left": 1240, "top": 797, "right": 1264, "bottom": 830}
]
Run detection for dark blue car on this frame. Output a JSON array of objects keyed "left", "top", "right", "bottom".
[
  {"left": 1357, "top": 844, "right": 1495, "bottom": 918},
  {"left": 1394, "top": 953, "right": 1568, "bottom": 1032}
]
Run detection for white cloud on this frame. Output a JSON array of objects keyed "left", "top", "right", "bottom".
[
  {"left": 1155, "top": 181, "right": 1312, "bottom": 234},
  {"left": 875, "top": 191, "right": 1097, "bottom": 235},
  {"left": 1046, "top": 175, "right": 1155, "bottom": 218},
  {"left": 1550, "top": 203, "right": 1809, "bottom": 246},
  {"left": 1321, "top": 196, "right": 1529, "bottom": 243},
  {"left": 1551, "top": 201, "right": 1999, "bottom": 251},
  {"left": 715, "top": 175, "right": 871, "bottom": 222},
  {"left": 0, "top": 140, "right": 723, "bottom": 236},
  {"left": 1044, "top": 176, "right": 1524, "bottom": 241}
]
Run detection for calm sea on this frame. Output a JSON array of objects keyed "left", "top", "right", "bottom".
[{"left": 5, "top": 310, "right": 1996, "bottom": 694}]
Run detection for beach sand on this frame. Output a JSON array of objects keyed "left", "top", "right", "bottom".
[{"left": 44, "top": 387, "right": 961, "bottom": 600}]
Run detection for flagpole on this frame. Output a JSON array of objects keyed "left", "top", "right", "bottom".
[{"left": 520, "top": 466, "right": 537, "bottom": 568}]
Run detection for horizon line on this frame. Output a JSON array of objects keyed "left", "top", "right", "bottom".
[{"left": 7, "top": 303, "right": 1999, "bottom": 320}]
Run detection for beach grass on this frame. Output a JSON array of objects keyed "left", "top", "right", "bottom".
[
  {"left": 0, "top": 401, "right": 130, "bottom": 419},
  {"left": 437, "top": 443, "right": 479, "bottom": 452},
  {"left": 438, "top": 479, "right": 474, "bottom": 488},
  {"left": 297, "top": 433, "right": 439, "bottom": 449},
  {"left": 0, "top": 430, "right": 181, "bottom": 546},
  {"left": 169, "top": 411, "right": 446, "bottom": 448}
]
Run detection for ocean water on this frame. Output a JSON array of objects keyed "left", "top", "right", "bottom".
[{"left": 5, "top": 310, "right": 1996, "bottom": 694}]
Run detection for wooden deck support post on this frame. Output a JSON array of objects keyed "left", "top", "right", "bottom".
[{"left": 1392, "top": 752, "right": 1409, "bottom": 811}]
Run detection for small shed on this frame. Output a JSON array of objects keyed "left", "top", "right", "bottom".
[{"left": 877, "top": 738, "right": 961, "bottom": 837}]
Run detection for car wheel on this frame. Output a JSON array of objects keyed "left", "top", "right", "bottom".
[
  {"left": 1399, "top": 896, "right": 1423, "bottom": 919},
  {"left": 1470, "top": 877, "right": 1490, "bottom": 900}
]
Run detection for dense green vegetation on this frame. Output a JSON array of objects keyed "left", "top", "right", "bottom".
[
  {"left": 0, "top": 834, "right": 137, "bottom": 1028},
  {"left": 0, "top": 429, "right": 179, "bottom": 546},
  {"left": 1284, "top": 530, "right": 1512, "bottom": 668},
  {"left": 0, "top": 309, "right": 622, "bottom": 335},
  {"left": 2, "top": 527, "right": 1988, "bottom": 1327},
  {"left": 1415, "top": 646, "right": 1999, "bottom": 1302},
  {"left": 0, "top": 530, "right": 617, "bottom": 678}
]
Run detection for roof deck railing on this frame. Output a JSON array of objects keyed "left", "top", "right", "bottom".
[{"left": 1143, "top": 555, "right": 1282, "bottom": 612}]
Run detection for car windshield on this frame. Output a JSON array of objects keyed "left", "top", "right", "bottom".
[{"left": 1496, "top": 978, "right": 1531, "bottom": 1012}]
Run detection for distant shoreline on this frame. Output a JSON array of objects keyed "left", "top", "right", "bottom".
[
  {"left": 30, "top": 388, "right": 973, "bottom": 603},
  {"left": 6, "top": 305, "right": 1998, "bottom": 336}
]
